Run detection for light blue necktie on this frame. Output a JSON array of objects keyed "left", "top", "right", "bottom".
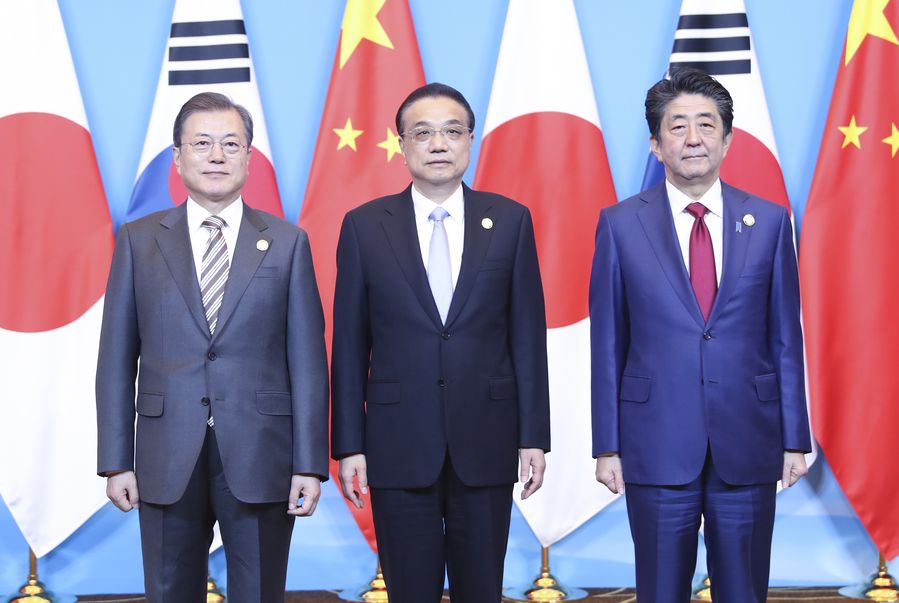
[{"left": 427, "top": 206, "right": 453, "bottom": 324}]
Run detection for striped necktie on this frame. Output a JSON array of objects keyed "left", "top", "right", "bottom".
[{"left": 200, "top": 215, "right": 230, "bottom": 334}]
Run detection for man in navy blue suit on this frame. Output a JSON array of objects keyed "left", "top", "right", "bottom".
[
  {"left": 590, "top": 68, "right": 811, "bottom": 602},
  {"left": 331, "top": 83, "right": 551, "bottom": 602}
]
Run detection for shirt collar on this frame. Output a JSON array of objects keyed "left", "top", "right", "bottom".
[
  {"left": 665, "top": 179, "right": 723, "bottom": 218},
  {"left": 186, "top": 196, "right": 244, "bottom": 232},
  {"left": 411, "top": 184, "right": 465, "bottom": 224}
]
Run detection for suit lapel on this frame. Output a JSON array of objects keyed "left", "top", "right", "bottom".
[
  {"left": 637, "top": 183, "right": 706, "bottom": 327},
  {"left": 156, "top": 205, "right": 210, "bottom": 337},
  {"left": 213, "top": 205, "right": 270, "bottom": 339},
  {"left": 707, "top": 183, "right": 752, "bottom": 325},
  {"left": 445, "top": 185, "right": 493, "bottom": 327},
  {"left": 380, "top": 187, "right": 444, "bottom": 328}
]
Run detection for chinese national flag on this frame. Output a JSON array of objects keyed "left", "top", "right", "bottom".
[
  {"left": 298, "top": 0, "right": 424, "bottom": 550},
  {"left": 801, "top": 0, "right": 899, "bottom": 560}
]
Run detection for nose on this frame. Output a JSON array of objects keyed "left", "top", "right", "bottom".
[
  {"left": 428, "top": 131, "right": 450, "bottom": 152},
  {"left": 685, "top": 123, "right": 701, "bottom": 145},
  {"left": 208, "top": 141, "right": 227, "bottom": 161}
]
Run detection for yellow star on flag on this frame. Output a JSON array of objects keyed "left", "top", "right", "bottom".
[
  {"left": 838, "top": 115, "right": 867, "bottom": 149},
  {"left": 376, "top": 128, "right": 402, "bottom": 162},
  {"left": 883, "top": 123, "right": 899, "bottom": 158},
  {"left": 339, "top": 0, "right": 394, "bottom": 69},
  {"left": 334, "top": 118, "right": 364, "bottom": 151},
  {"left": 844, "top": 0, "right": 899, "bottom": 65}
]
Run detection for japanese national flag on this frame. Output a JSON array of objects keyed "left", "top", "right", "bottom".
[
  {"left": 474, "top": 0, "right": 618, "bottom": 547},
  {"left": 0, "top": 0, "right": 113, "bottom": 557}
]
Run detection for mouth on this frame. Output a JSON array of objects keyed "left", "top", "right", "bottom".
[{"left": 426, "top": 160, "right": 452, "bottom": 167}]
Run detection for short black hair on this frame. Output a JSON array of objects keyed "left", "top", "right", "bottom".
[
  {"left": 173, "top": 91, "right": 254, "bottom": 147},
  {"left": 395, "top": 82, "right": 475, "bottom": 134},
  {"left": 645, "top": 67, "right": 734, "bottom": 139}
]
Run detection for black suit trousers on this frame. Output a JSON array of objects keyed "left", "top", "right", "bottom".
[{"left": 371, "top": 453, "right": 513, "bottom": 603}]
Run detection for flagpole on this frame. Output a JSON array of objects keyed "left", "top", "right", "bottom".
[
  {"left": 691, "top": 575, "right": 712, "bottom": 600},
  {"left": 504, "top": 545, "right": 587, "bottom": 601},
  {"left": 838, "top": 553, "right": 898, "bottom": 601},
  {"left": 8, "top": 547, "right": 53, "bottom": 602},
  {"left": 206, "top": 571, "right": 225, "bottom": 602},
  {"left": 338, "top": 558, "right": 388, "bottom": 602}
]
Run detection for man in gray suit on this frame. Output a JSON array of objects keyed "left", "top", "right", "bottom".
[{"left": 96, "top": 92, "right": 329, "bottom": 602}]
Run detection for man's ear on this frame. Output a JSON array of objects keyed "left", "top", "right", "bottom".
[{"left": 649, "top": 135, "right": 662, "bottom": 161}]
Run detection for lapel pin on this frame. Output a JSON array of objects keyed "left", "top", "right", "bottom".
[
  {"left": 481, "top": 217, "right": 494, "bottom": 230},
  {"left": 256, "top": 239, "right": 270, "bottom": 251},
  {"left": 742, "top": 213, "right": 755, "bottom": 227},
  {"left": 735, "top": 221, "right": 742, "bottom": 233}
]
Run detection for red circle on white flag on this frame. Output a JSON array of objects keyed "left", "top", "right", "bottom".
[
  {"left": 167, "top": 145, "right": 284, "bottom": 218},
  {"left": 475, "top": 112, "right": 616, "bottom": 328},
  {"left": 722, "top": 128, "right": 790, "bottom": 210},
  {"left": 0, "top": 113, "right": 113, "bottom": 332}
]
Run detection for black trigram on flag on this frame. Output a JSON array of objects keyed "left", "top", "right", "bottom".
[
  {"left": 668, "top": 12, "right": 752, "bottom": 76},
  {"left": 168, "top": 19, "right": 251, "bottom": 85}
]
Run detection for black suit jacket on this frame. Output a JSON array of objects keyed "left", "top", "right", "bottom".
[{"left": 330, "top": 184, "right": 551, "bottom": 489}]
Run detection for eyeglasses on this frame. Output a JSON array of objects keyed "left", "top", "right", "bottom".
[
  {"left": 401, "top": 125, "right": 472, "bottom": 144},
  {"left": 179, "top": 139, "right": 247, "bottom": 156}
]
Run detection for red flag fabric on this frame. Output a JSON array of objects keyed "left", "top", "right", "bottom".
[
  {"left": 802, "top": 0, "right": 899, "bottom": 560},
  {"left": 298, "top": 0, "right": 424, "bottom": 551}
]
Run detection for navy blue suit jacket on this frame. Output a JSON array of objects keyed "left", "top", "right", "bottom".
[
  {"left": 590, "top": 181, "right": 811, "bottom": 486},
  {"left": 330, "top": 184, "right": 551, "bottom": 489}
]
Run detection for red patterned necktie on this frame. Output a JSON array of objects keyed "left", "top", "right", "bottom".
[{"left": 686, "top": 202, "right": 717, "bottom": 320}]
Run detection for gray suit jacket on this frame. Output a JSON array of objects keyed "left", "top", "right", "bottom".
[{"left": 96, "top": 202, "right": 329, "bottom": 504}]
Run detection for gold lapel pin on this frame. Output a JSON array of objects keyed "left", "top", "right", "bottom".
[
  {"left": 256, "top": 239, "right": 270, "bottom": 251},
  {"left": 742, "top": 213, "right": 756, "bottom": 227},
  {"left": 481, "top": 217, "right": 494, "bottom": 230}
]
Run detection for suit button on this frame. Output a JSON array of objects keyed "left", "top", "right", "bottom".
[
  {"left": 201, "top": 397, "right": 210, "bottom": 406},
  {"left": 441, "top": 331, "right": 450, "bottom": 340},
  {"left": 208, "top": 351, "right": 217, "bottom": 361},
  {"left": 703, "top": 331, "right": 712, "bottom": 341},
  {"left": 437, "top": 379, "right": 446, "bottom": 387}
]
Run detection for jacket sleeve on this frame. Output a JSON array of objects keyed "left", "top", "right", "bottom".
[
  {"left": 509, "top": 208, "right": 551, "bottom": 451},
  {"left": 768, "top": 210, "right": 812, "bottom": 452},
  {"left": 589, "top": 208, "right": 629, "bottom": 457},
  {"left": 286, "top": 228, "right": 331, "bottom": 479},
  {"left": 95, "top": 224, "right": 140, "bottom": 476},
  {"left": 330, "top": 213, "right": 371, "bottom": 459}
]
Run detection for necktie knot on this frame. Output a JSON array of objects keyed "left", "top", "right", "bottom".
[
  {"left": 202, "top": 215, "right": 227, "bottom": 232},
  {"left": 430, "top": 206, "right": 449, "bottom": 224},
  {"left": 686, "top": 202, "right": 708, "bottom": 220}
]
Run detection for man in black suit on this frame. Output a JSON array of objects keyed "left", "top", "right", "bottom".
[{"left": 331, "top": 82, "right": 551, "bottom": 602}]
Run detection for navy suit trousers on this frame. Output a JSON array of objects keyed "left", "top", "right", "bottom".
[{"left": 625, "top": 451, "right": 776, "bottom": 603}]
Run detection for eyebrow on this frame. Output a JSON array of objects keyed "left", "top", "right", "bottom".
[
  {"left": 191, "top": 131, "right": 242, "bottom": 139},
  {"left": 670, "top": 112, "right": 716, "bottom": 121},
  {"left": 410, "top": 119, "right": 465, "bottom": 128}
]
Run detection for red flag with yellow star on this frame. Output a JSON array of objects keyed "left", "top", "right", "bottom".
[
  {"left": 801, "top": 0, "right": 899, "bottom": 560},
  {"left": 298, "top": 0, "right": 424, "bottom": 550}
]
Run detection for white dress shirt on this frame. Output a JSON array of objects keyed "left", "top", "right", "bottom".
[
  {"left": 411, "top": 184, "right": 465, "bottom": 288},
  {"left": 666, "top": 179, "right": 723, "bottom": 285},
  {"left": 186, "top": 197, "right": 243, "bottom": 285}
]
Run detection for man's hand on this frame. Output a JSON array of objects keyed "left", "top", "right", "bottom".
[
  {"left": 338, "top": 454, "right": 369, "bottom": 509},
  {"left": 288, "top": 474, "right": 322, "bottom": 516},
  {"left": 519, "top": 448, "right": 546, "bottom": 500},
  {"left": 781, "top": 451, "right": 808, "bottom": 488},
  {"left": 595, "top": 454, "right": 625, "bottom": 494},
  {"left": 106, "top": 471, "right": 140, "bottom": 512}
]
